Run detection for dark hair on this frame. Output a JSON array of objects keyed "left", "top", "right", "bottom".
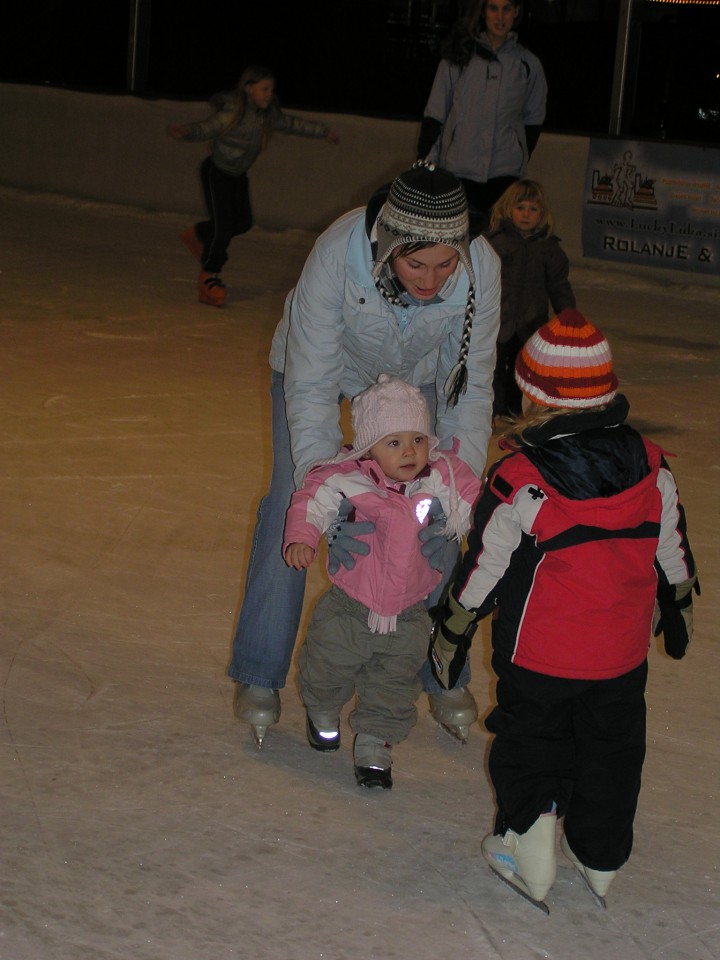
[
  {"left": 441, "top": 0, "right": 522, "bottom": 65},
  {"left": 390, "top": 241, "right": 439, "bottom": 259}
]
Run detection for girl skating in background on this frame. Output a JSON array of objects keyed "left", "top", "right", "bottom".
[{"left": 167, "top": 64, "right": 339, "bottom": 306}]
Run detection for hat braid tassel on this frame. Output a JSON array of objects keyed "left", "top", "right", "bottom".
[{"left": 444, "top": 284, "right": 475, "bottom": 407}]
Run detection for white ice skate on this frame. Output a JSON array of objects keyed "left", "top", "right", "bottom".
[
  {"left": 428, "top": 686, "right": 478, "bottom": 742},
  {"left": 233, "top": 683, "right": 281, "bottom": 748},
  {"left": 561, "top": 834, "right": 615, "bottom": 909},
  {"left": 482, "top": 813, "right": 557, "bottom": 914}
]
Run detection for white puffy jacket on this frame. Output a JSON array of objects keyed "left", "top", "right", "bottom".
[{"left": 269, "top": 207, "right": 501, "bottom": 485}]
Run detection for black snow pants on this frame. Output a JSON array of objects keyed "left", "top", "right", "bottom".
[
  {"left": 485, "top": 653, "right": 648, "bottom": 872},
  {"left": 195, "top": 157, "right": 253, "bottom": 273}
]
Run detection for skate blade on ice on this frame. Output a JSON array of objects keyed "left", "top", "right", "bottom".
[
  {"left": 569, "top": 865, "right": 607, "bottom": 909},
  {"left": 487, "top": 863, "right": 550, "bottom": 915},
  {"left": 432, "top": 717, "right": 470, "bottom": 743},
  {"left": 252, "top": 725, "right": 268, "bottom": 749},
  {"left": 560, "top": 836, "right": 611, "bottom": 909}
]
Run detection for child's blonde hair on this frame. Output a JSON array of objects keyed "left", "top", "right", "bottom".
[
  {"left": 501, "top": 401, "right": 610, "bottom": 447},
  {"left": 488, "top": 179, "right": 554, "bottom": 235}
]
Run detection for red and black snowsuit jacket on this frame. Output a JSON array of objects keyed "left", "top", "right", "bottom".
[{"left": 452, "top": 396, "right": 695, "bottom": 679}]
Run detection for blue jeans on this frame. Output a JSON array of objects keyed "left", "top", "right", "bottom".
[{"left": 228, "top": 370, "right": 471, "bottom": 692}]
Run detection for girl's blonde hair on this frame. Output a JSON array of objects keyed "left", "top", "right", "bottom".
[
  {"left": 501, "top": 400, "right": 610, "bottom": 447},
  {"left": 488, "top": 179, "right": 555, "bottom": 235}
]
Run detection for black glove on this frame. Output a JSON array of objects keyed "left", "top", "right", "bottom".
[
  {"left": 653, "top": 575, "right": 700, "bottom": 660},
  {"left": 326, "top": 498, "right": 375, "bottom": 575},
  {"left": 418, "top": 497, "right": 449, "bottom": 572},
  {"left": 429, "top": 593, "right": 478, "bottom": 689}
]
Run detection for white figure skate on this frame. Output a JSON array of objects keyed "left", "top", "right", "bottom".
[{"left": 482, "top": 813, "right": 558, "bottom": 914}]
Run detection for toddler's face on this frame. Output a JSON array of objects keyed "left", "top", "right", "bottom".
[
  {"left": 511, "top": 200, "right": 543, "bottom": 236},
  {"left": 367, "top": 432, "right": 429, "bottom": 482}
]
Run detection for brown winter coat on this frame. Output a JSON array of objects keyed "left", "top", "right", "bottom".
[{"left": 484, "top": 221, "right": 575, "bottom": 344}]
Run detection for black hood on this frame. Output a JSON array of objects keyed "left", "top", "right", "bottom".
[{"left": 507, "top": 396, "right": 651, "bottom": 500}]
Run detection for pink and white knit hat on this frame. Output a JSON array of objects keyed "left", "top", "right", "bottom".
[
  {"left": 349, "top": 374, "right": 438, "bottom": 459},
  {"left": 330, "top": 374, "right": 465, "bottom": 539}
]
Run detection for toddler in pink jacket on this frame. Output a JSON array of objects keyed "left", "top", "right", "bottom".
[{"left": 284, "top": 375, "right": 481, "bottom": 789}]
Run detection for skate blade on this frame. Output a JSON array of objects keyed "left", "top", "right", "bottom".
[
  {"left": 571, "top": 866, "right": 607, "bottom": 909},
  {"left": 487, "top": 864, "right": 550, "bottom": 915},
  {"left": 252, "top": 725, "right": 268, "bottom": 748},
  {"left": 432, "top": 717, "right": 469, "bottom": 743}
]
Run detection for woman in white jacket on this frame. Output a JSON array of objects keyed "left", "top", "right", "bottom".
[
  {"left": 228, "top": 162, "right": 501, "bottom": 747},
  {"left": 418, "top": 0, "right": 547, "bottom": 236}
]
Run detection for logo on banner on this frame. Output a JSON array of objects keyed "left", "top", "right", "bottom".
[{"left": 588, "top": 150, "right": 658, "bottom": 212}]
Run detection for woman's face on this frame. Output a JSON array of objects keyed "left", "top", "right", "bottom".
[
  {"left": 483, "top": 0, "right": 519, "bottom": 48},
  {"left": 391, "top": 244, "right": 460, "bottom": 300},
  {"left": 245, "top": 78, "right": 275, "bottom": 109}
]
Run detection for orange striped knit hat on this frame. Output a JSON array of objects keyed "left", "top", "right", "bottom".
[{"left": 515, "top": 309, "right": 619, "bottom": 408}]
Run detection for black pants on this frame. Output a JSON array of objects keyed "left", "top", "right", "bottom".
[
  {"left": 492, "top": 334, "right": 525, "bottom": 418},
  {"left": 486, "top": 654, "right": 648, "bottom": 872},
  {"left": 461, "top": 175, "right": 519, "bottom": 238},
  {"left": 195, "top": 157, "right": 253, "bottom": 273}
]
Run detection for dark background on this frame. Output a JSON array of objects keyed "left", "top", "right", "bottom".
[{"left": 2, "top": 0, "right": 719, "bottom": 144}]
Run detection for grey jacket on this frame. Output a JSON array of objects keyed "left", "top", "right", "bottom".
[
  {"left": 179, "top": 95, "right": 329, "bottom": 176},
  {"left": 423, "top": 33, "right": 547, "bottom": 182},
  {"left": 269, "top": 208, "right": 501, "bottom": 485}
]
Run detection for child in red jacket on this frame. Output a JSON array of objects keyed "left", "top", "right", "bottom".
[{"left": 430, "top": 309, "right": 698, "bottom": 912}]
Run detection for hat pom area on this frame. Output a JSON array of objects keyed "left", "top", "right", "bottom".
[{"left": 515, "top": 308, "right": 619, "bottom": 409}]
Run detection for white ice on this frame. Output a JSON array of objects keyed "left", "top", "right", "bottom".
[{"left": 1, "top": 188, "right": 718, "bottom": 960}]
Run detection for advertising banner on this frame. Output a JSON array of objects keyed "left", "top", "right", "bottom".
[{"left": 582, "top": 139, "right": 719, "bottom": 275}]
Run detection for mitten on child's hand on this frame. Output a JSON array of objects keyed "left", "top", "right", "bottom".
[
  {"left": 326, "top": 498, "right": 375, "bottom": 575},
  {"left": 418, "top": 497, "right": 449, "bottom": 572},
  {"left": 429, "top": 593, "right": 478, "bottom": 689},
  {"left": 653, "top": 575, "right": 700, "bottom": 660}
]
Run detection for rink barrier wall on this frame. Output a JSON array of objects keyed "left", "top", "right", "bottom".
[{"left": 1, "top": 83, "right": 716, "bottom": 288}]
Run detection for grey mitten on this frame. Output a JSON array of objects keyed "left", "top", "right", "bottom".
[
  {"left": 326, "top": 498, "right": 375, "bottom": 575},
  {"left": 429, "top": 593, "right": 478, "bottom": 689},
  {"left": 418, "top": 497, "right": 449, "bottom": 572},
  {"left": 653, "top": 575, "right": 700, "bottom": 660}
]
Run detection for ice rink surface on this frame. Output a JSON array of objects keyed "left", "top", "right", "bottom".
[{"left": 1, "top": 188, "right": 718, "bottom": 959}]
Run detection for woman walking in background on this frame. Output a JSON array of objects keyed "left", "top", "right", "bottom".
[{"left": 418, "top": 0, "right": 547, "bottom": 236}]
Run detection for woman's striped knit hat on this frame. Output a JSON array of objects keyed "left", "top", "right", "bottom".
[
  {"left": 515, "top": 309, "right": 618, "bottom": 408},
  {"left": 372, "top": 162, "right": 476, "bottom": 407}
]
